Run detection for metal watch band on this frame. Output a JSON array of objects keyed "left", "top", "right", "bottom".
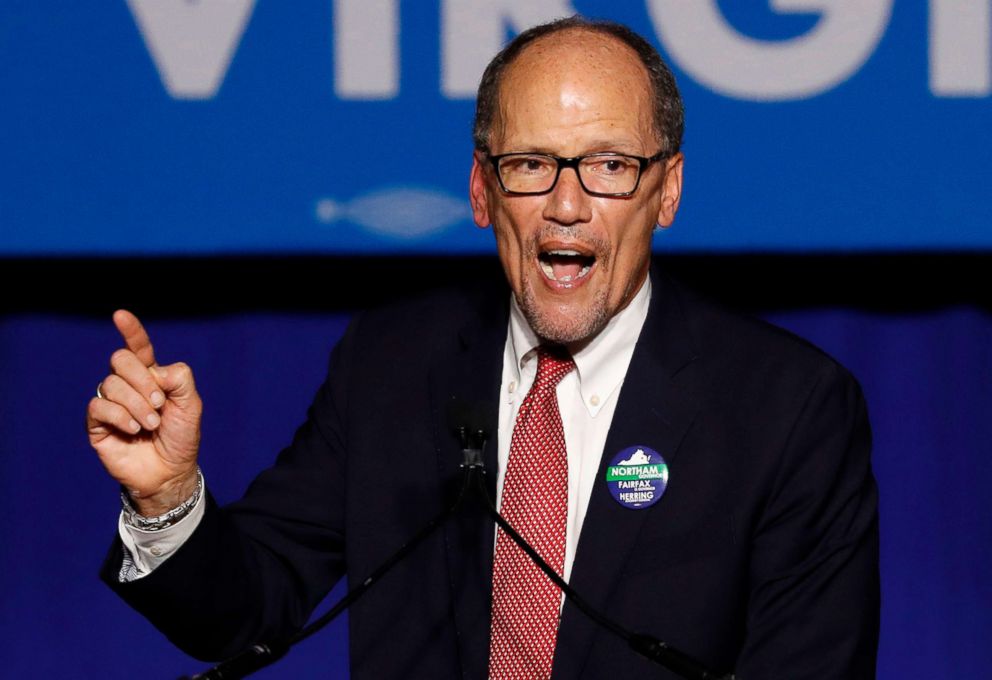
[{"left": 120, "top": 467, "right": 203, "bottom": 532}]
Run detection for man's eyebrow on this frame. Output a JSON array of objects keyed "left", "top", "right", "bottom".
[
  {"left": 503, "top": 140, "right": 646, "bottom": 155},
  {"left": 581, "top": 139, "right": 644, "bottom": 153}
]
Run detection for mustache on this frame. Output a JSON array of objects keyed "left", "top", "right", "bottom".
[{"left": 529, "top": 224, "right": 610, "bottom": 258}]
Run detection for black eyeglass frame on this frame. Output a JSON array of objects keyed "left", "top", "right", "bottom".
[{"left": 486, "top": 150, "right": 669, "bottom": 197}]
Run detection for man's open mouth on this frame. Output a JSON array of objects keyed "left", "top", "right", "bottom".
[{"left": 538, "top": 249, "right": 596, "bottom": 283}]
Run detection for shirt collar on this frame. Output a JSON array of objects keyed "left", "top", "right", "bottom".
[{"left": 507, "top": 275, "right": 652, "bottom": 417}]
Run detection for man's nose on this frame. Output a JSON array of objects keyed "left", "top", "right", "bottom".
[{"left": 542, "top": 166, "right": 592, "bottom": 225}]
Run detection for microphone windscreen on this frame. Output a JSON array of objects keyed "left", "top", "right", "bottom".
[{"left": 446, "top": 397, "right": 494, "bottom": 437}]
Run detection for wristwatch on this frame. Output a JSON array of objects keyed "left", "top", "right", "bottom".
[{"left": 120, "top": 467, "right": 203, "bottom": 532}]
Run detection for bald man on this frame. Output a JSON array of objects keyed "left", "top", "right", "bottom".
[{"left": 92, "top": 17, "right": 879, "bottom": 680}]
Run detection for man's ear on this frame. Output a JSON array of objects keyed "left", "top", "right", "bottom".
[
  {"left": 656, "top": 152, "right": 684, "bottom": 229},
  {"left": 469, "top": 151, "right": 492, "bottom": 228}
]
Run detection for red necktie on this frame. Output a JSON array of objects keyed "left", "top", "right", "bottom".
[{"left": 489, "top": 346, "right": 575, "bottom": 680}]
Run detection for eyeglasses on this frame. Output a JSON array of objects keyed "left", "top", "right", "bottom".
[{"left": 487, "top": 150, "right": 668, "bottom": 197}]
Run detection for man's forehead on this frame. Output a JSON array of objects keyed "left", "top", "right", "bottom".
[
  {"left": 491, "top": 29, "right": 657, "bottom": 151},
  {"left": 502, "top": 28, "right": 649, "bottom": 88},
  {"left": 510, "top": 26, "right": 635, "bottom": 62}
]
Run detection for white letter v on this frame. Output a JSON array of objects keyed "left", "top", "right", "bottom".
[{"left": 127, "top": 0, "right": 256, "bottom": 99}]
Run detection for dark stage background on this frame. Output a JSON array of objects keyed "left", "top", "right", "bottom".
[{"left": 0, "top": 255, "right": 989, "bottom": 678}]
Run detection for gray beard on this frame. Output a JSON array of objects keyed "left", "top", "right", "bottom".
[
  {"left": 516, "top": 282, "right": 612, "bottom": 347},
  {"left": 501, "top": 222, "right": 619, "bottom": 345}
]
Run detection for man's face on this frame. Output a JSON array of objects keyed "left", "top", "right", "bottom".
[{"left": 470, "top": 30, "right": 683, "bottom": 348}]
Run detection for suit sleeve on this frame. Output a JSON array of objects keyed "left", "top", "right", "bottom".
[
  {"left": 735, "top": 362, "right": 880, "bottom": 680},
  {"left": 98, "top": 314, "right": 362, "bottom": 661}
]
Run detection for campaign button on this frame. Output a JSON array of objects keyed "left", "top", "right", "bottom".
[{"left": 605, "top": 445, "right": 669, "bottom": 510}]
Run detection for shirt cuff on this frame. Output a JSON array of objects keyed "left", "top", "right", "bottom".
[{"left": 117, "top": 480, "right": 207, "bottom": 582}]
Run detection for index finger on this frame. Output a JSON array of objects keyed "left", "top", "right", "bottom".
[{"left": 112, "top": 309, "right": 157, "bottom": 367}]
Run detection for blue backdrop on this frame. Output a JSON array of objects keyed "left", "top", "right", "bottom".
[
  {"left": 1, "top": 1, "right": 990, "bottom": 678},
  {"left": 2, "top": 1, "right": 990, "bottom": 254}
]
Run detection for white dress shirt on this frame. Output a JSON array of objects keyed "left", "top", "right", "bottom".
[
  {"left": 496, "top": 276, "right": 650, "bottom": 583},
  {"left": 119, "top": 277, "right": 651, "bottom": 582}
]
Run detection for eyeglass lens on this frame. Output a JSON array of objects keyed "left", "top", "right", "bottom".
[{"left": 497, "top": 154, "right": 642, "bottom": 194}]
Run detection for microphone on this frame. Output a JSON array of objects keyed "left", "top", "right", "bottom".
[
  {"left": 446, "top": 397, "right": 493, "bottom": 469},
  {"left": 181, "top": 398, "right": 731, "bottom": 680},
  {"left": 448, "top": 397, "right": 730, "bottom": 678},
  {"left": 449, "top": 397, "right": 731, "bottom": 679},
  {"left": 180, "top": 399, "right": 493, "bottom": 680},
  {"left": 451, "top": 407, "right": 732, "bottom": 680}
]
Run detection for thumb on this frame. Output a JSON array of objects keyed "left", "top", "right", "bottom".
[{"left": 150, "top": 362, "right": 198, "bottom": 404}]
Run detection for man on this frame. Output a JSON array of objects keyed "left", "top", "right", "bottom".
[{"left": 88, "top": 17, "right": 879, "bottom": 679}]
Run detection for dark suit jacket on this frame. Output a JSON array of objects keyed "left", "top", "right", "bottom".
[{"left": 101, "top": 263, "right": 880, "bottom": 679}]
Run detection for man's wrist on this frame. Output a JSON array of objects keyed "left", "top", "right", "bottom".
[{"left": 121, "top": 467, "right": 203, "bottom": 531}]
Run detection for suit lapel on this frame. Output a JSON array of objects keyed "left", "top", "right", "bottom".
[
  {"left": 430, "top": 285, "right": 508, "bottom": 680},
  {"left": 552, "top": 267, "right": 705, "bottom": 679}
]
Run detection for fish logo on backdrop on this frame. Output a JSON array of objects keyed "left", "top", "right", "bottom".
[
  {"left": 314, "top": 188, "right": 471, "bottom": 239},
  {"left": 120, "top": 0, "right": 990, "bottom": 246},
  {"left": 606, "top": 446, "right": 670, "bottom": 510}
]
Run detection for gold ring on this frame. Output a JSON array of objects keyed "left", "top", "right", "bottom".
[{"left": 96, "top": 381, "right": 105, "bottom": 399}]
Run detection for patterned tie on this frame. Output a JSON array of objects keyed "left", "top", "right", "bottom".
[{"left": 489, "top": 346, "right": 576, "bottom": 680}]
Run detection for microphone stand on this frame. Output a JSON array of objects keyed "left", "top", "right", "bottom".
[
  {"left": 468, "top": 471, "right": 733, "bottom": 680},
  {"left": 183, "top": 425, "right": 733, "bottom": 679},
  {"left": 181, "top": 436, "right": 485, "bottom": 680}
]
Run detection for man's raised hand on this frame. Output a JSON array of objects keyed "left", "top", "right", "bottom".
[{"left": 86, "top": 310, "right": 203, "bottom": 516}]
